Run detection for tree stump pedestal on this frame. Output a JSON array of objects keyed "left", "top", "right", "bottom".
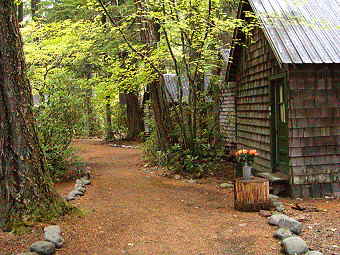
[{"left": 234, "top": 177, "right": 271, "bottom": 211}]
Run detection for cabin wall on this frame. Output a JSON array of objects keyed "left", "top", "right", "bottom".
[
  {"left": 233, "top": 28, "right": 282, "bottom": 173},
  {"left": 288, "top": 64, "right": 340, "bottom": 197},
  {"left": 220, "top": 82, "right": 236, "bottom": 146}
]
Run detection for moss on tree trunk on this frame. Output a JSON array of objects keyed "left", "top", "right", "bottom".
[{"left": 0, "top": 0, "right": 70, "bottom": 230}]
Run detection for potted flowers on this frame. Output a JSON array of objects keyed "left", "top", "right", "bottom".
[{"left": 234, "top": 149, "right": 258, "bottom": 179}]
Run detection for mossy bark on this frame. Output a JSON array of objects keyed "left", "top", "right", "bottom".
[{"left": 0, "top": 0, "right": 69, "bottom": 230}]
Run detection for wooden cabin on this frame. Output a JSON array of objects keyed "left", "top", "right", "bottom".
[{"left": 222, "top": 0, "right": 340, "bottom": 197}]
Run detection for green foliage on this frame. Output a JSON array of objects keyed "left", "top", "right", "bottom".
[
  {"left": 32, "top": 80, "right": 85, "bottom": 181},
  {"left": 20, "top": 0, "right": 254, "bottom": 178},
  {"left": 136, "top": 0, "right": 249, "bottom": 175},
  {"left": 166, "top": 141, "right": 225, "bottom": 178},
  {"left": 23, "top": 20, "right": 100, "bottom": 180},
  {"left": 143, "top": 129, "right": 166, "bottom": 166}
]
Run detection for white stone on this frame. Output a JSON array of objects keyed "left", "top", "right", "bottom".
[
  {"left": 282, "top": 236, "right": 308, "bottom": 255},
  {"left": 268, "top": 214, "right": 303, "bottom": 234},
  {"left": 30, "top": 241, "right": 56, "bottom": 255}
]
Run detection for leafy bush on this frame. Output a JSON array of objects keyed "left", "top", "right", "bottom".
[
  {"left": 166, "top": 141, "right": 226, "bottom": 178},
  {"left": 33, "top": 82, "right": 85, "bottom": 181},
  {"left": 143, "top": 102, "right": 227, "bottom": 178}
]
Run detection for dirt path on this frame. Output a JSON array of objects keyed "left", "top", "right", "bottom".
[
  {"left": 2, "top": 139, "right": 339, "bottom": 255},
  {"left": 56, "top": 139, "right": 279, "bottom": 255}
]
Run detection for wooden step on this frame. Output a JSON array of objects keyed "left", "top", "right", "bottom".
[{"left": 255, "top": 172, "right": 289, "bottom": 183}]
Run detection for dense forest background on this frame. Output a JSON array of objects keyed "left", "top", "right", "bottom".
[{"left": 18, "top": 0, "right": 257, "bottom": 181}]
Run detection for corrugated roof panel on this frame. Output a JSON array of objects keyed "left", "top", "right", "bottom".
[
  {"left": 288, "top": 1, "right": 333, "bottom": 63},
  {"left": 274, "top": 0, "right": 324, "bottom": 63},
  {"left": 302, "top": 0, "right": 340, "bottom": 62},
  {"left": 163, "top": 74, "right": 190, "bottom": 102},
  {"left": 248, "top": 0, "right": 340, "bottom": 64},
  {"left": 251, "top": 0, "right": 300, "bottom": 63}
]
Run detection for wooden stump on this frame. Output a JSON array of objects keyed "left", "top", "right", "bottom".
[{"left": 234, "top": 177, "right": 271, "bottom": 211}]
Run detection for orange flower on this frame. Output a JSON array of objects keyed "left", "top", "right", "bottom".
[
  {"left": 249, "top": 149, "right": 258, "bottom": 155},
  {"left": 235, "top": 149, "right": 251, "bottom": 156}
]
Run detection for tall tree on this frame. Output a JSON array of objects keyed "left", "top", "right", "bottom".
[
  {"left": 17, "top": 2, "right": 24, "bottom": 23},
  {"left": 0, "top": 0, "right": 68, "bottom": 230},
  {"left": 125, "top": 93, "right": 144, "bottom": 140},
  {"left": 133, "top": 0, "right": 172, "bottom": 149}
]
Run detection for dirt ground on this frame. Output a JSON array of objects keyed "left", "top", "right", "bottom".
[{"left": 1, "top": 139, "right": 339, "bottom": 255}]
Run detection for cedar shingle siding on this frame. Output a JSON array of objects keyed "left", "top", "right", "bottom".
[
  {"left": 223, "top": 0, "right": 340, "bottom": 197},
  {"left": 234, "top": 28, "right": 279, "bottom": 173},
  {"left": 220, "top": 82, "right": 236, "bottom": 146},
  {"left": 288, "top": 65, "right": 340, "bottom": 196}
]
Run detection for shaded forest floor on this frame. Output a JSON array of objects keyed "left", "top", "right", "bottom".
[{"left": 1, "top": 139, "right": 339, "bottom": 255}]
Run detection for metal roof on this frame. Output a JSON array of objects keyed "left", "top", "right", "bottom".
[
  {"left": 220, "top": 48, "right": 231, "bottom": 64},
  {"left": 163, "top": 74, "right": 211, "bottom": 102},
  {"left": 248, "top": 0, "right": 340, "bottom": 64},
  {"left": 163, "top": 74, "right": 190, "bottom": 102}
]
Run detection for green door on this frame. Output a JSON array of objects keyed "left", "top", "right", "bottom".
[{"left": 272, "top": 78, "right": 289, "bottom": 174}]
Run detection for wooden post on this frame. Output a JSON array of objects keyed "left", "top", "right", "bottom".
[{"left": 234, "top": 177, "right": 272, "bottom": 211}]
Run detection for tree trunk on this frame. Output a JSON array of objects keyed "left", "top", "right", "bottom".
[
  {"left": 134, "top": 0, "right": 172, "bottom": 149},
  {"left": 17, "top": 2, "right": 24, "bottom": 23},
  {"left": 83, "top": 67, "right": 97, "bottom": 137},
  {"left": 105, "top": 97, "right": 114, "bottom": 141},
  {"left": 84, "top": 88, "right": 97, "bottom": 137},
  {"left": 0, "top": 0, "right": 68, "bottom": 230},
  {"left": 234, "top": 177, "right": 272, "bottom": 212},
  {"left": 125, "top": 93, "right": 144, "bottom": 141},
  {"left": 149, "top": 81, "right": 172, "bottom": 150}
]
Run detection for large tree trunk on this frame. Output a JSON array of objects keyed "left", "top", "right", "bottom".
[
  {"left": 125, "top": 93, "right": 144, "bottom": 141},
  {"left": 134, "top": 0, "right": 172, "bottom": 149},
  {"left": 17, "top": 2, "right": 24, "bottom": 23},
  {"left": 105, "top": 97, "right": 114, "bottom": 141},
  {"left": 149, "top": 81, "right": 172, "bottom": 150},
  {"left": 0, "top": 1, "right": 68, "bottom": 230},
  {"left": 84, "top": 88, "right": 97, "bottom": 137}
]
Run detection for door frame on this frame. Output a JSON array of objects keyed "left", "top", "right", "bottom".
[{"left": 269, "top": 73, "right": 289, "bottom": 173}]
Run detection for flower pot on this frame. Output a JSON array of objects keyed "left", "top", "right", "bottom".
[{"left": 242, "top": 163, "right": 252, "bottom": 179}]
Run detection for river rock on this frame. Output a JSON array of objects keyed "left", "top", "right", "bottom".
[
  {"left": 276, "top": 205, "right": 285, "bottom": 212},
  {"left": 259, "top": 210, "right": 272, "bottom": 217},
  {"left": 44, "top": 226, "right": 61, "bottom": 235},
  {"left": 65, "top": 191, "right": 77, "bottom": 201},
  {"left": 174, "top": 175, "right": 181, "bottom": 180},
  {"left": 272, "top": 201, "right": 284, "bottom": 207},
  {"left": 268, "top": 214, "right": 303, "bottom": 234},
  {"left": 306, "top": 251, "right": 323, "bottom": 255},
  {"left": 75, "top": 185, "right": 86, "bottom": 193},
  {"left": 282, "top": 236, "right": 308, "bottom": 255},
  {"left": 72, "top": 189, "right": 84, "bottom": 196},
  {"left": 220, "top": 183, "right": 233, "bottom": 188},
  {"left": 80, "top": 177, "right": 91, "bottom": 185},
  {"left": 273, "top": 228, "right": 293, "bottom": 240},
  {"left": 75, "top": 179, "right": 83, "bottom": 185},
  {"left": 269, "top": 194, "right": 279, "bottom": 200},
  {"left": 187, "top": 179, "right": 197, "bottom": 184},
  {"left": 44, "top": 225, "right": 64, "bottom": 248},
  {"left": 30, "top": 241, "right": 56, "bottom": 255}
]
